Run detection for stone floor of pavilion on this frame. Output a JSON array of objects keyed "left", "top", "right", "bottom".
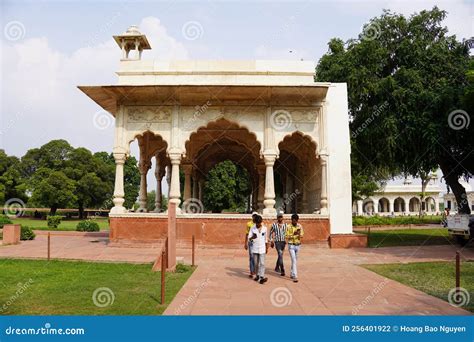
[{"left": 0, "top": 233, "right": 470, "bottom": 315}]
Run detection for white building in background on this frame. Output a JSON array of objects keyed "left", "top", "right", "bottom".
[
  {"left": 353, "top": 176, "right": 443, "bottom": 216},
  {"left": 444, "top": 181, "right": 474, "bottom": 213}
]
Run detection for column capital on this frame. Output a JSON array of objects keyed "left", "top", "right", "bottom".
[
  {"left": 263, "top": 150, "right": 278, "bottom": 165},
  {"left": 139, "top": 159, "right": 151, "bottom": 174},
  {"left": 169, "top": 152, "right": 182, "bottom": 165},
  {"left": 182, "top": 164, "right": 193, "bottom": 175},
  {"left": 113, "top": 152, "right": 126, "bottom": 164}
]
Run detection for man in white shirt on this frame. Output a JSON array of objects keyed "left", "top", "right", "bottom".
[{"left": 248, "top": 215, "right": 268, "bottom": 284}]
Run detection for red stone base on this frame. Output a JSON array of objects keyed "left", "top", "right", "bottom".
[
  {"left": 2, "top": 224, "right": 21, "bottom": 245},
  {"left": 329, "top": 234, "right": 367, "bottom": 248},
  {"left": 109, "top": 215, "right": 330, "bottom": 245}
]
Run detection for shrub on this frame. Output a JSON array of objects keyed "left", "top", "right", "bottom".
[
  {"left": 47, "top": 215, "right": 62, "bottom": 228},
  {"left": 76, "top": 220, "right": 100, "bottom": 232},
  {"left": 0, "top": 215, "right": 12, "bottom": 228},
  {"left": 20, "top": 225, "right": 35, "bottom": 240},
  {"left": 353, "top": 215, "right": 442, "bottom": 226}
]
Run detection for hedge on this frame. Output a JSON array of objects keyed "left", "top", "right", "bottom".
[{"left": 353, "top": 215, "right": 442, "bottom": 226}]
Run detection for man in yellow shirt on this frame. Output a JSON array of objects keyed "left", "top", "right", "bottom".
[
  {"left": 286, "top": 213, "right": 304, "bottom": 283},
  {"left": 244, "top": 212, "right": 258, "bottom": 277}
]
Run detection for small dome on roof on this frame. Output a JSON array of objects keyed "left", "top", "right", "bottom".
[{"left": 125, "top": 25, "right": 141, "bottom": 35}]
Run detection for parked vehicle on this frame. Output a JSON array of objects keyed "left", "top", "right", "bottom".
[{"left": 447, "top": 214, "right": 474, "bottom": 245}]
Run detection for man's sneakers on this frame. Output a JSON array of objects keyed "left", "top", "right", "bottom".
[
  {"left": 259, "top": 277, "right": 268, "bottom": 284},
  {"left": 254, "top": 275, "right": 260, "bottom": 282},
  {"left": 280, "top": 272, "right": 285, "bottom": 277},
  {"left": 293, "top": 278, "right": 299, "bottom": 283}
]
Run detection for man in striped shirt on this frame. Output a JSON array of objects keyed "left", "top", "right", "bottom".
[{"left": 270, "top": 212, "right": 287, "bottom": 276}]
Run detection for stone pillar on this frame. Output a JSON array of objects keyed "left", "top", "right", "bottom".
[
  {"left": 319, "top": 155, "right": 328, "bottom": 215},
  {"left": 389, "top": 198, "right": 394, "bottom": 214},
  {"left": 284, "top": 173, "right": 291, "bottom": 213},
  {"left": 154, "top": 160, "right": 165, "bottom": 212},
  {"left": 168, "top": 153, "right": 182, "bottom": 211},
  {"left": 405, "top": 198, "right": 410, "bottom": 215},
  {"left": 111, "top": 153, "right": 127, "bottom": 214},
  {"left": 262, "top": 153, "right": 277, "bottom": 216},
  {"left": 373, "top": 199, "right": 379, "bottom": 214},
  {"left": 357, "top": 200, "right": 363, "bottom": 215},
  {"left": 192, "top": 173, "right": 199, "bottom": 200},
  {"left": 183, "top": 165, "right": 192, "bottom": 201},
  {"left": 198, "top": 179, "right": 204, "bottom": 202},
  {"left": 166, "top": 165, "right": 171, "bottom": 198},
  {"left": 257, "top": 166, "right": 265, "bottom": 212},
  {"left": 138, "top": 158, "right": 151, "bottom": 212}
]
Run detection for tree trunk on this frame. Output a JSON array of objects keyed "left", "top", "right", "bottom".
[
  {"left": 50, "top": 207, "right": 57, "bottom": 215},
  {"left": 440, "top": 162, "right": 471, "bottom": 214},
  {"left": 78, "top": 203, "right": 84, "bottom": 220},
  {"left": 419, "top": 174, "right": 430, "bottom": 218}
]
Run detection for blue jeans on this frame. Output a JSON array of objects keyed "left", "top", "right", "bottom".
[
  {"left": 288, "top": 244, "right": 300, "bottom": 278},
  {"left": 274, "top": 241, "right": 286, "bottom": 272},
  {"left": 252, "top": 252, "right": 266, "bottom": 278},
  {"left": 248, "top": 241, "right": 255, "bottom": 274}
]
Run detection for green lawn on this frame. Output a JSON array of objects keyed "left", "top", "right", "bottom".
[
  {"left": 354, "top": 228, "right": 452, "bottom": 248},
  {"left": 8, "top": 217, "right": 109, "bottom": 231},
  {"left": 0, "top": 259, "right": 194, "bottom": 315},
  {"left": 364, "top": 261, "right": 474, "bottom": 312}
]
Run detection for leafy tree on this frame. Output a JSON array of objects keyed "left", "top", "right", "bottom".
[
  {"left": 146, "top": 190, "right": 168, "bottom": 212},
  {"left": 203, "top": 160, "right": 251, "bottom": 213},
  {"left": 0, "top": 150, "right": 27, "bottom": 204},
  {"left": 316, "top": 7, "right": 472, "bottom": 213},
  {"left": 21, "top": 139, "right": 73, "bottom": 176},
  {"left": 29, "top": 170, "right": 77, "bottom": 214},
  {"left": 101, "top": 153, "right": 140, "bottom": 209}
]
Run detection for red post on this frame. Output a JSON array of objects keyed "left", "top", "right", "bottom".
[
  {"left": 47, "top": 232, "right": 51, "bottom": 261},
  {"left": 192, "top": 235, "right": 195, "bottom": 267},
  {"left": 161, "top": 250, "right": 166, "bottom": 304}
]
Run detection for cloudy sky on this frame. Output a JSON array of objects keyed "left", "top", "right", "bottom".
[{"left": 0, "top": 0, "right": 472, "bottom": 190}]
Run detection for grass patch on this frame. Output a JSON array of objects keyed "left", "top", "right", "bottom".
[
  {"left": 0, "top": 259, "right": 194, "bottom": 315},
  {"left": 364, "top": 261, "right": 474, "bottom": 312},
  {"left": 9, "top": 217, "right": 109, "bottom": 231},
  {"left": 354, "top": 228, "right": 452, "bottom": 248}
]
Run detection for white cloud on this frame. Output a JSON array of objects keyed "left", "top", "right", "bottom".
[{"left": 0, "top": 17, "right": 189, "bottom": 157}]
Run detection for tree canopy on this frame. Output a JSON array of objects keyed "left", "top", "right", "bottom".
[
  {"left": 316, "top": 7, "right": 473, "bottom": 213},
  {"left": 203, "top": 160, "right": 251, "bottom": 213},
  {"left": 0, "top": 140, "right": 140, "bottom": 216}
]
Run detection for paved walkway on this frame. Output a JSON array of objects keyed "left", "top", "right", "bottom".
[{"left": 1, "top": 234, "right": 472, "bottom": 315}]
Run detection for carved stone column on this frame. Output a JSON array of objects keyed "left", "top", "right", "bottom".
[
  {"left": 138, "top": 158, "right": 151, "bottom": 212},
  {"left": 319, "top": 155, "right": 328, "bottom": 215},
  {"left": 357, "top": 200, "right": 363, "bottom": 215},
  {"left": 183, "top": 165, "right": 192, "bottom": 201},
  {"left": 166, "top": 165, "right": 171, "bottom": 198},
  {"left": 168, "top": 152, "right": 182, "bottom": 211},
  {"left": 192, "top": 172, "right": 199, "bottom": 200},
  {"left": 154, "top": 158, "right": 166, "bottom": 212},
  {"left": 111, "top": 153, "right": 127, "bottom": 214},
  {"left": 263, "top": 152, "right": 277, "bottom": 216},
  {"left": 198, "top": 179, "right": 204, "bottom": 202},
  {"left": 257, "top": 166, "right": 265, "bottom": 212}
]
